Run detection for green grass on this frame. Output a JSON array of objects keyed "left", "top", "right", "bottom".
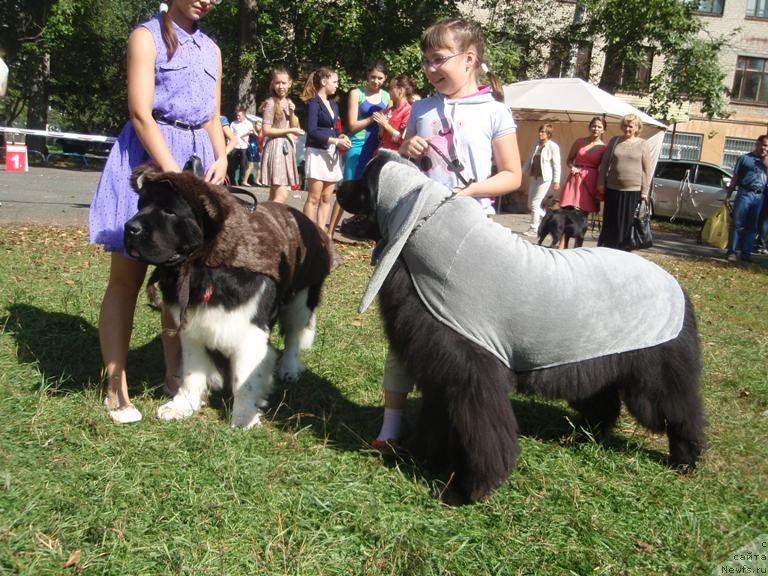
[{"left": 1, "top": 224, "right": 766, "bottom": 575}]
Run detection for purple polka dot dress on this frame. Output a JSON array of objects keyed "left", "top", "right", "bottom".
[{"left": 89, "top": 15, "right": 219, "bottom": 251}]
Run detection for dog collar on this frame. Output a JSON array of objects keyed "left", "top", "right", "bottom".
[{"left": 202, "top": 285, "right": 213, "bottom": 305}]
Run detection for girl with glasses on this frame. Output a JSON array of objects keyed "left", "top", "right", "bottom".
[{"left": 372, "top": 17, "right": 522, "bottom": 449}]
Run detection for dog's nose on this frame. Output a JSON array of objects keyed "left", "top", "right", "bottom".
[{"left": 124, "top": 219, "right": 143, "bottom": 238}]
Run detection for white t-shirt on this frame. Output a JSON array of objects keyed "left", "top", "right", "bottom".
[
  {"left": 406, "top": 86, "right": 516, "bottom": 210},
  {"left": 230, "top": 117, "right": 253, "bottom": 150}
]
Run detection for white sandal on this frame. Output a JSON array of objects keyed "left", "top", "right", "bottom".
[{"left": 103, "top": 397, "right": 143, "bottom": 424}]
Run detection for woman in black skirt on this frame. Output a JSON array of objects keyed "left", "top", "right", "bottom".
[{"left": 596, "top": 114, "right": 651, "bottom": 250}]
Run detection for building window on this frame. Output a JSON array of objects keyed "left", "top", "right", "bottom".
[
  {"left": 547, "top": 41, "right": 592, "bottom": 80},
  {"left": 722, "top": 137, "right": 755, "bottom": 169},
  {"left": 698, "top": 0, "right": 724, "bottom": 15},
  {"left": 662, "top": 132, "right": 703, "bottom": 161},
  {"left": 618, "top": 48, "right": 654, "bottom": 92},
  {"left": 731, "top": 56, "right": 768, "bottom": 104},
  {"left": 746, "top": 0, "right": 768, "bottom": 17}
]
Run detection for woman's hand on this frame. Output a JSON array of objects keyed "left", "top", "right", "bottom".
[
  {"left": 205, "top": 156, "right": 228, "bottom": 185},
  {"left": 453, "top": 183, "right": 475, "bottom": 196},
  {"left": 400, "top": 135, "right": 429, "bottom": 158},
  {"left": 372, "top": 111, "right": 389, "bottom": 128},
  {"left": 570, "top": 165, "right": 579, "bottom": 175},
  {"left": 335, "top": 134, "right": 352, "bottom": 150}
]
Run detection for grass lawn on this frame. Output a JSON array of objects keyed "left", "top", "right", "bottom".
[{"left": 0, "top": 224, "right": 766, "bottom": 575}]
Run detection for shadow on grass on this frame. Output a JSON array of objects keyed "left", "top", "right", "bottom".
[
  {"left": 263, "top": 369, "right": 668, "bottom": 475},
  {"left": 3, "top": 303, "right": 668, "bottom": 474},
  {"left": 3, "top": 303, "right": 164, "bottom": 395}
]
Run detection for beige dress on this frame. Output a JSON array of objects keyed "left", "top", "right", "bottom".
[{"left": 258, "top": 98, "right": 300, "bottom": 187}]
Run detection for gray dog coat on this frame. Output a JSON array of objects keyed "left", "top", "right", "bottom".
[{"left": 360, "top": 158, "right": 685, "bottom": 371}]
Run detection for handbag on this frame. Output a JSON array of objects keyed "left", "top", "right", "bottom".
[
  {"left": 699, "top": 203, "right": 730, "bottom": 250},
  {"left": 628, "top": 198, "right": 653, "bottom": 250}
]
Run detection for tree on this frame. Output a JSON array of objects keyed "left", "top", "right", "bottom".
[
  {"left": 466, "top": 0, "right": 576, "bottom": 80},
  {"left": 1, "top": 0, "right": 473, "bottom": 136},
  {"left": 472, "top": 0, "right": 732, "bottom": 121},
  {"left": 575, "top": 0, "right": 731, "bottom": 119},
  {"left": 0, "top": 0, "right": 54, "bottom": 153},
  {"left": 208, "top": 0, "right": 458, "bottom": 115}
]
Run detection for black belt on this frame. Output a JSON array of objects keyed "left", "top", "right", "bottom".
[{"left": 152, "top": 111, "right": 203, "bottom": 130}]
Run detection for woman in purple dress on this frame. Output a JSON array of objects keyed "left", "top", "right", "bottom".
[{"left": 89, "top": 0, "right": 227, "bottom": 424}]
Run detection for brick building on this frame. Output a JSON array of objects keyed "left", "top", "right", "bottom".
[
  {"left": 471, "top": 0, "right": 768, "bottom": 169},
  {"left": 667, "top": 0, "right": 768, "bottom": 167}
]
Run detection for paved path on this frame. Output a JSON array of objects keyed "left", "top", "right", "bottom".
[{"left": 1, "top": 165, "right": 765, "bottom": 267}]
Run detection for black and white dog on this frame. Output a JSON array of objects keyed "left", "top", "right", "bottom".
[
  {"left": 337, "top": 151, "right": 705, "bottom": 505},
  {"left": 124, "top": 167, "right": 335, "bottom": 428}
]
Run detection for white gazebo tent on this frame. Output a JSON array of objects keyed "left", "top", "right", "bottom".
[{"left": 503, "top": 78, "right": 667, "bottom": 196}]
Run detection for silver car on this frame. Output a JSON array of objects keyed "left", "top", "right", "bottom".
[{"left": 651, "top": 159, "right": 732, "bottom": 221}]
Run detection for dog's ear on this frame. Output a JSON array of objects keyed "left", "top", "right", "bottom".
[
  {"left": 336, "top": 179, "right": 371, "bottom": 215},
  {"left": 196, "top": 182, "right": 236, "bottom": 229},
  {"left": 131, "top": 163, "right": 163, "bottom": 192}
]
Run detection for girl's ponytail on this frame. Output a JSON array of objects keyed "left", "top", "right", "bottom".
[
  {"left": 299, "top": 67, "right": 335, "bottom": 103},
  {"left": 159, "top": 2, "right": 179, "bottom": 59},
  {"left": 300, "top": 72, "right": 318, "bottom": 102},
  {"left": 481, "top": 63, "right": 504, "bottom": 103}
]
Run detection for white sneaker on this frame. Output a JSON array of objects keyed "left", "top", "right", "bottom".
[{"left": 522, "top": 229, "right": 537, "bottom": 237}]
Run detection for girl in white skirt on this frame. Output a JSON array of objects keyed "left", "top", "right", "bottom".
[{"left": 300, "top": 67, "right": 351, "bottom": 229}]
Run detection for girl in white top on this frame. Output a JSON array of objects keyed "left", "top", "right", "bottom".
[{"left": 372, "top": 17, "right": 522, "bottom": 447}]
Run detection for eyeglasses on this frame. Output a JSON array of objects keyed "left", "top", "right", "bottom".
[{"left": 421, "top": 52, "right": 466, "bottom": 70}]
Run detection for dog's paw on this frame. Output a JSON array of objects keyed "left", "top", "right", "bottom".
[
  {"left": 277, "top": 355, "right": 304, "bottom": 383},
  {"left": 156, "top": 398, "right": 196, "bottom": 421},
  {"left": 230, "top": 407, "right": 263, "bottom": 429}
]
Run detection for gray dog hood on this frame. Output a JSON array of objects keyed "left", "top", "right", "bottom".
[{"left": 361, "top": 160, "right": 686, "bottom": 371}]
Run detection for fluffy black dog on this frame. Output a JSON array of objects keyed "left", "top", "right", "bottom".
[
  {"left": 337, "top": 152, "right": 705, "bottom": 505},
  {"left": 537, "top": 206, "right": 589, "bottom": 248},
  {"left": 124, "top": 166, "right": 335, "bottom": 428}
]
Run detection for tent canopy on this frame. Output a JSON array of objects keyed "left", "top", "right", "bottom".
[{"left": 503, "top": 78, "right": 667, "bottom": 193}]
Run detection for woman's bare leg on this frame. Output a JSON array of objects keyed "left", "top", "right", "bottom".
[
  {"left": 270, "top": 185, "right": 289, "bottom": 203},
  {"left": 99, "top": 253, "right": 147, "bottom": 411}
]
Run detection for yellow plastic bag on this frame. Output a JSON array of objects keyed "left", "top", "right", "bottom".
[{"left": 700, "top": 204, "right": 730, "bottom": 250}]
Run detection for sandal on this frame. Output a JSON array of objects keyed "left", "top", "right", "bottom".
[{"left": 104, "top": 397, "right": 143, "bottom": 424}]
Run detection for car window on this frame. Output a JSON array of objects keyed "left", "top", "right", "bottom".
[
  {"left": 656, "top": 162, "right": 692, "bottom": 181},
  {"left": 695, "top": 165, "right": 726, "bottom": 187}
]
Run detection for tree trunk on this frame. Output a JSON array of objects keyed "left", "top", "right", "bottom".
[
  {"left": 234, "top": 0, "right": 259, "bottom": 112},
  {"left": 26, "top": 51, "right": 50, "bottom": 155}
]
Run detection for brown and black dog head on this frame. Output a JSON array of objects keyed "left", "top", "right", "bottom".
[{"left": 124, "top": 165, "right": 241, "bottom": 265}]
